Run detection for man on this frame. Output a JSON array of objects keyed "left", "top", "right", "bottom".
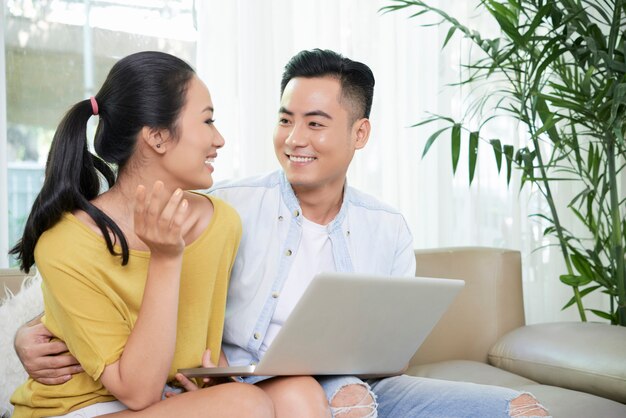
[{"left": 15, "top": 49, "right": 548, "bottom": 418}]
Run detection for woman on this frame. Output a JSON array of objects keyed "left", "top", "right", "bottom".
[{"left": 9, "top": 51, "right": 329, "bottom": 418}]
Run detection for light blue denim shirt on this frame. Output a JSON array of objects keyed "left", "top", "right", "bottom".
[{"left": 210, "top": 170, "right": 416, "bottom": 368}]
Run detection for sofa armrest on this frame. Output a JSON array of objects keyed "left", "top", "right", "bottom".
[
  {"left": 409, "top": 247, "right": 525, "bottom": 367},
  {"left": 0, "top": 269, "right": 34, "bottom": 302}
]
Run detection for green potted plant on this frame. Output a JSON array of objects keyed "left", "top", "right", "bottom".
[{"left": 381, "top": 0, "right": 626, "bottom": 325}]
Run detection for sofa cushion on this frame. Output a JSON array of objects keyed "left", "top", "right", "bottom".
[
  {"left": 514, "top": 384, "right": 626, "bottom": 418},
  {"left": 407, "top": 359, "right": 537, "bottom": 388},
  {"left": 408, "top": 359, "right": 626, "bottom": 418},
  {"left": 488, "top": 322, "right": 626, "bottom": 404}
]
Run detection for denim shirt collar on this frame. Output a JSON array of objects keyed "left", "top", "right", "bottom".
[{"left": 278, "top": 170, "right": 348, "bottom": 234}]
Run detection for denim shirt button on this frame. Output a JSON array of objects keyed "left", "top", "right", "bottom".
[
  {"left": 272, "top": 291, "right": 280, "bottom": 298},
  {"left": 294, "top": 210, "right": 300, "bottom": 217},
  {"left": 285, "top": 249, "right": 292, "bottom": 256},
  {"left": 253, "top": 332, "right": 261, "bottom": 340}
]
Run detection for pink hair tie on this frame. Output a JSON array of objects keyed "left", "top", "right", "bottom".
[{"left": 90, "top": 96, "right": 99, "bottom": 116}]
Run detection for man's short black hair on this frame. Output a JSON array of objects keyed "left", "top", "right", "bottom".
[{"left": 280, "top": 49, "right": 375, "bottom": 121}]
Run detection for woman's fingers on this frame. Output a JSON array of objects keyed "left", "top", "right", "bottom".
[
  {"left": 198, "top": 349, "right": 237, "bottom": 387},
  {"left": 159, "top": 188, "right": 184, "bottom": 225},
  {"left": 170, "top": 199, "right": 188, "bottom": 235},
  {"left": 133, "top": 181, "right": 187, "bottom": 255},
  {"left": 146, "top": 181, "right": 165, "bottom": 225},
  {"left": 201, "top": 349, "right": 216, "bottom": 368},
  {"left": 201, "top": 349, "right": 216, "bottom": 386},
  {"left": 160, "top": 189, "right": 188, "bottom": 238},
  {"left": 170, "top": 350, "right": 234, "bottom": 393},
  {"left": 133, "top": 184, "right": 147, "bottom": 236},
  {"left": 174, "top": 372, "right": 200, "bottom": 392}
]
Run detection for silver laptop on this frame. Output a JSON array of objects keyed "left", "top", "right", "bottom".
[{"left": 179, "top": 272, "right": 464, "bottom": 378}]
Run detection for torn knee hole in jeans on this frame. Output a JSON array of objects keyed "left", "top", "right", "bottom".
[
  {"left": 330, "top": 383, "right": 378, "bottom": 418},
  {"left": 509, "top": 393, "right": 550, "bottom": 417}
]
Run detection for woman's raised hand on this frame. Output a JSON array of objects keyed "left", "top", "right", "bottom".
[{"left": 134, "top": 181, "right": 188, "bottom": 258}]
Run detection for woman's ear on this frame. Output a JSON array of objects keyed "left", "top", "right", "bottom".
[
  {"left": 352, "top": 118, "right": 371, "bottom": 150},
  {"left": 140, "top": 126, "right": 169, "bottom": 154}
]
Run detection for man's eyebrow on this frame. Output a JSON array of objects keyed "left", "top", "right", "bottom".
[
  {"left": 279, "top": 107, "right": 332, "bottom": 120},
  {"left": 305, "top": 110, "right": 332, "bottom": 119}
]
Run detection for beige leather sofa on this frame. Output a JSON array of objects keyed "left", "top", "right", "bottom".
[
  {"left": 2, "top": 248, "right": 626, "bottom": 417},
  {"left": 0, "top": 268, "right": 28, "bottom": 296},
  {"left": 409, "top": 247, "right": 626, "bottom": 418}
]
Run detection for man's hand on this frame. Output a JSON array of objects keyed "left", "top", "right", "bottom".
[{"left": 14, "top": 320, "right": 83, "bottom": 385}]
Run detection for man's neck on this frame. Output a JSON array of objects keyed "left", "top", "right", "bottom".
[{"left": 293, "top": 183, "right": 345, "bottom": 226}]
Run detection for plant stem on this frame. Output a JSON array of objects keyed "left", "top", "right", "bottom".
[
  {"left": 607, "top": 138, "right": 626, "bottom": 325},
  {"left": 530, "top": 133, "right": 587, "bottom": 321},
  {"left": 607, "top": 0, "right": 626, "bottom": 327},
  {"left": 507, "top": 1, "right": 588, "bottom": 321}
]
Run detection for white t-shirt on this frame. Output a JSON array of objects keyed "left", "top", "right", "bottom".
[{"left": 259, "top": 216, "right": 336, "bottom": 355}]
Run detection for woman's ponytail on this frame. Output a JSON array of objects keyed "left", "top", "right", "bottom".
[{"left": 9, "top": 99, "right": 120, "bottom": 272}]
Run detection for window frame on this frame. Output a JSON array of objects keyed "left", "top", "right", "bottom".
[{"left": 1, "top": 3, "right": 9, "bottom": 268}]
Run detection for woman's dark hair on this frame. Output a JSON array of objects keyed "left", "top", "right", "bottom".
[
  {"left": 10, "top": 51, "right": 196, "bottom": 272},
  {"left": 280, "top": 49, "right": 375, "bottom": 121}
]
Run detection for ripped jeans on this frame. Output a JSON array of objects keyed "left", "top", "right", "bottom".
[{"left": 316, "top": 375, "right": 550, "bottom": 418}]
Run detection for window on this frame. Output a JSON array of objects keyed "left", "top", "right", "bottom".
[{"left": 1, "top": 0, "right": 197, "bottom": 267}]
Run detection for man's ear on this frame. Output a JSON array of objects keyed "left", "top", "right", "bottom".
[
  {"left": 140, "top": 126, "right": 169, "bottom": 154},
  {"left": 352, "top": 118, "right": 371, "bottom": 150}
]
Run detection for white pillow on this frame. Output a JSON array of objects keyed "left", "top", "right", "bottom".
[{"left": 0, "top": 273, "right": 44, "bottom": 417}]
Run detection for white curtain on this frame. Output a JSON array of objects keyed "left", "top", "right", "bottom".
[
  {"left": 0, "top": 3, "right": 8, "bottom": 268},
  {"left": 195, "top": 0, "right": 610, "bottom": 324}
]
